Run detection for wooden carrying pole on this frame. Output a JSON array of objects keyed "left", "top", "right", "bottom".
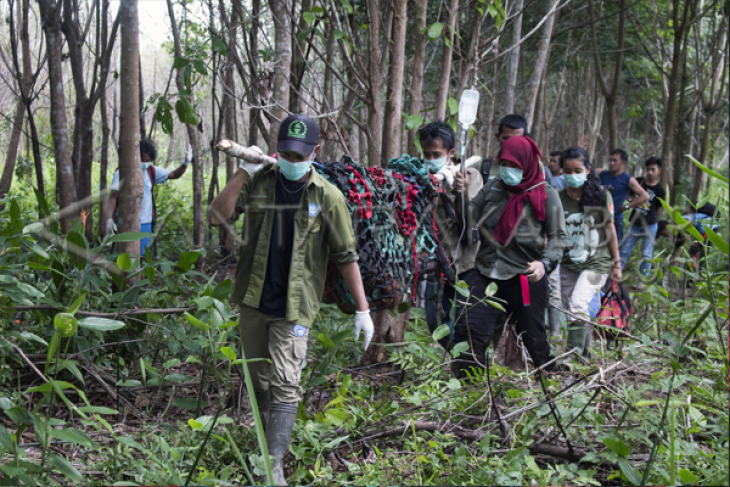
[{"left": 216, "top": 139, "right": 277, "bottom": 165}]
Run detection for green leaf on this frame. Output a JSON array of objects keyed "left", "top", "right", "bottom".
[
  {"left": 618, "top": 458, "right": 642, "bottom": 486},
  {"left": 0, "top": 398, "right": 13, "bottom": 410},
  {"left": 173, "top": 56, "right": 189, "bottom": 69},
  {"left": 146, "top": 266, "right": 155, "bottom": 284},
  {"left": 689, "top": 155, "right": 729, "bottom": 184},
  {"left": 296, "top": 28, "right": 310, "bottom": 40},
  {"left": 77, "top": 317, "right": 125, "bottom": 332},
  {"left": 164, "top": 374, "right": 194, "bottom": 382},
  {"left": 311, "top": 5, "right": 324, "bottom": 13},
  {"left": 678, "top": 468, "right": 699, "bottom": 484},
  {"left": 17, "top": 282, "right": 44, "bottom": 298},
  {"left": 485, "top": 282, "right": 498, "bottom": 297},
  {"left": 397, "top": 301, "right": 410, "bottom": 313},
  {"left": 177, "top": 250, "right": 201, "bottom": 271},
  {"left": 47, "top": 453, "right": 82, "bottom": 483},
  {"left": 451, "top": 341, "right": 468, "bottom": 357},
  {"left": 107, "top": 231, "right": 154, "bottom": 243},
  {"left": 704, "top": 226, "right": 728, "bottom": 255},
  {"left": 0, "top": 425, "right": 12, "bottom": 450},
  {"left": 23, "top": 222, "right": 44, "bottom": 234},
  {"left": 220, "top": 346, "right": 237, "bottom": 361},
  {"left": 155, "top": 97, "right": 174, "bottom": 136},
  {"left": 67, "top": 294, "right": 86, "bottom": 315},
  {"left": 303, "top": 11, "right": 316, "bottom": 24},
  {"left": 11, "top": 331, "right": 47, "bottom": 346},
  {"left": 51, "top": 428, "right": 97, "bottom": 449},
  {"left": 427, "top": 22, "right": 443, "bottom": 40},
  {"left": 193, "top": 60, "right": 208, "bottom": 76},
  {"left": 184, "top": 312, "right": 210, "bottom": 331},
  {"left": 211, "top": 36, "right": 227, "bottom": 56},
  {"left": 341, "top": 0, "right": 353, "bottom": 13},
  {"left": 602, "top": 437, "right": 630, "bottom": 457},
  {"left": 404, "top": 113, "right": 424, "bottom": 130},
  {"left": 5, "top": 407, "right": 34, "bottom": 424},
  {"left": 78, "top": 406, "right": 119, "bottom": 415},
  {"left": 174, "top": 398, "right": 209, "bottom": 409},
  {"left": 54, "top": 313, "right": 78, "bottom": 338},
  {"left": 176, "top": 96, "right": 197, "bottom": 126},
  {"left": 432, "top": 324, "right": 451, "bottom": 341},
  {"left": 317, "top": 333, "right": 335, "bottom": 349},
  {"left": 163, "top": 358, "right": 180, "bottom": 369},
  {"left": 212, "top": 279, "right": 232, "bottom": 300},
  {"left": 333, "top": 29, "right": 347, "bottom": 41},
  {"left": 117, "top": 379, "right": 142, "bottom": 387},
  {"left": 447, "top": 97, "right": 459, "bottom": 114}
]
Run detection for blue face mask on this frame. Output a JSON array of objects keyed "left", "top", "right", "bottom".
[
  {"left": 424, "top": 156, "right": 449, "bottom": 173},
  {"left": 278, "top": 154, "right": 312, "bottom": 181},
  {"left": 500, "top": 166, "right": 523, "bottom": 186},
  {"left": 565, "top": 173, "right": 587, "bottom": 188}
]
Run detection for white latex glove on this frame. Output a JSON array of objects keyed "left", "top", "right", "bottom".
[
  {"left": 354, "top": 310, "right": 374, "bottom": 351},
  {"left": 436, "top": 165, "right": 458, "bottom": 191},
  {"left": 183, "top": 144, "right": 193, "bottom": 165},
  {"left": 106, "top": 218, "right": 117, "bottom": 236},
  {"left": 239, "top": 145, "right": 269, "bottom": 175}
]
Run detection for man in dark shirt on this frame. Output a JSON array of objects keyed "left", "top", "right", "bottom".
[
  {"left": 619, "top": 157, "right": 665, "bottom": 277},
  {"left": 596, "top": 148, "right": 649, "bottom": 244}
]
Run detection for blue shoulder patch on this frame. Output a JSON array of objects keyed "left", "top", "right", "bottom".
[{"left": 293, "top": 324, "right": 308, "bottom": 337}]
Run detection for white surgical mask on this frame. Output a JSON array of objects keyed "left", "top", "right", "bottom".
[
  {"left": 500, "top": 166, "right": 523, "bottom": 186},
  {"left": 424, "top": 156, "right": 449, "bottom": 173},
  {"left": 565, "top": 173, "right": 587, "bottom": 188},
  {"left": 278, "top": 154, "right": 312, "bottom": 181}
]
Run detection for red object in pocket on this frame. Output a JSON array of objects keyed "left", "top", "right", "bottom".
[
  {"left": 520, "top": 274, "right": 531, "bottom": 307},
  {"left": 595, "top": 280, "right": 634, "bottom": 340}
]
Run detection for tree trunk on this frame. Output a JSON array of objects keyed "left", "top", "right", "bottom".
[
  {"left": 139, "top": 58, "right": 147, "bottom": 139},
  {"left": 98, "top": 88, "right": 111, "bottom": 238},
  {"left": 690, "top": 111, "right": 714, "bottom": 203},
  {"left": 436, "top": 0, "right": 459, "bottom": 120},
  {"left": 589, "top": 0, "right": 625, "bottom": 152},
  {"left": 407, "top": 0, "right": 428, "bottom": 155},
  {"left": 38, "top": 0, "right": 77, "bottom": 233},
  {"left": 221, "top": 54, "right": 236, "bottom": 255},
  {"left": 117, "top": 0, "right": 144, "bottom": 257},
  {"left": 524, "top": 0, "right": 558, "bottom": 131},
  {"left": 382, "top": 0, "right": 407, "bottom": 161},
  {"left": 289, "top": 0, "right": 311, "bottom": 113},
  {"left": 366, "top": 0, "right": 384, "bottom": 166},
  {"left": 503, "top": 0, "right": 523, "bottom": 116},
  {"left": 361, "top": 309, "right": 404, "bottom": 365},
  {"left": 0, "top": 100, "right": 25, "bottom": 198},
  {"left": 167, "top": 0, "right": 204, "bottom": 249},
  {"left": 660, "top": 0, "right": 693, "bottom": 190},
  {"left": 269, "top": 0, "right": 292, "bottom": 143}
]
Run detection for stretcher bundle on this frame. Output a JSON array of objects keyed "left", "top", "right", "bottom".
[{"left": 316, "top": 154, "right": 452, "bottom": 314}]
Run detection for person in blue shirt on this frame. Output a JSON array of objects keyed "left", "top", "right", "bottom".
[
  {"left": 546, "top": 150, "right": 566, "bottom": 190},
  {"left": 595, "top": 149, "right": 648, "bottom": 245},
  {"left": 106, "top": 139, "right": 193, "bottom": 256}
]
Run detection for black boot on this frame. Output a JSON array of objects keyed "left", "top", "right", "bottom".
[
  {"left": 254, "top": 390, "right": 270, "bottom": 432},
  {"left": 266, "top": 402, "right": 298, "bottom": 486}
]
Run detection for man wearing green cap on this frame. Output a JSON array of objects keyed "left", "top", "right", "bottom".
[{"left": 209, "top": 114, "right": 373, "bottom": 485}]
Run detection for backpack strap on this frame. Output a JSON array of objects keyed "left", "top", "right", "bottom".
[{"left": 480, "top": 156, "right": 494, "bottom": 183}]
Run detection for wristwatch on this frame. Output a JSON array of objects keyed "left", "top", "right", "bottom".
[{"left": 541, "top": 258, "right": 553, "bottom": 274}]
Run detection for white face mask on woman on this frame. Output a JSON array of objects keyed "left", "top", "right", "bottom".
[{"left": 564, "top": 173, "right": 587, "bottom": 188}]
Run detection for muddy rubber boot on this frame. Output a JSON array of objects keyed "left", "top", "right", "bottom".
[
  {"left": 266, "top": 402, "right": 298, "bottom": 486},
  {"left": 567, "top": 322, "right": 589, "bottom": 358},
  {"left": 254, "top": 390, "right": 270, "bottom": 432},
  {"left": 548, "top": 309, "right": 561, "bottom": 339}
]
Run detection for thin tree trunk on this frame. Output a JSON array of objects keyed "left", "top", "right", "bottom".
[
  {"left": 366, "top": 0, "right": 384, "bottom": 166},
  {"left": 407, "top": 0, "right": 427, "bottom": 155},
  {"left": 671, "top": 31, "right": 691, "bottom": 204},
  {"left": 289, "top": 0, "right": 311, "bottom": 113},
  {"left": 525, "top": 0, "right": 558, "bottom": 131},
  {"left": 139, "top": 58, "right": 147, "bottom": 139},
  {"left": 0, "top": 100, "right": 25, "bottom": 198},
  {"left": 98, "top": 88, "right": 111, "bottom": 238},
  {"left": 38, "top": 0, "right": 77, "bottom": 233},
  {"left": 589, "top": 0, "right": 625, "bottom": 152},
  {"left": 269, "top": 0, "right": 292, "bottom": 143},
  {"left": 167, "top": 0, "right": 204, "bottom": 249},
  {"left": 382, "top": 0, "right": 406, "bottom": 161},
  {"left": 503, "top": 0, "right": 523, "bottom": 116},
  {"left": 436, "top": 0, "right": 459, "bottom": 120},
  {"left": 117, "top": 0, "right": 143, "bottom": 257}
]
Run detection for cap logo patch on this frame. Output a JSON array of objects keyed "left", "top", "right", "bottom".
[{"left": 288, "top": 120, "right": 307, "bottom": 139}]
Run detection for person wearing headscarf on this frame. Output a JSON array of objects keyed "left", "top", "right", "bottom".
[{"left": 452, "top": 136, "right": 567, "bottom": 377}]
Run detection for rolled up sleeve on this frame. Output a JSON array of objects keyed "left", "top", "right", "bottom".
[
  {"left": 326, "top": 191, "right": 358, "bottom": 266},
  {"left": 542, "top": 186, "right": 567, "bottom": 268},
  {"left": 229, "top": 177, "right": 252, "bottom": 223}
]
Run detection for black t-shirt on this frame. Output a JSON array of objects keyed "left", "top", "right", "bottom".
[
  {"left": 696, "top": 203, "right": 717, "bottom": 216},
  {"left": 258, "top": 171, "right": 306, "bottom": 317},
  {"left": 630, "top": 178, "right": 665, "bottom": 227}
]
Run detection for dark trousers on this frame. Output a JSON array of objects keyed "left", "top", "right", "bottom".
[
  {"left": 453, "top": 271, "right": 555, "bottom": 376},
  {"left": 614, "top": 216, "right": 625, "bottom": 246}
]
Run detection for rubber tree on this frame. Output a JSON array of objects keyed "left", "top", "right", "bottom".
[
  {"left": 38, "top": 0, "right": 77, "bottom": 234},
  {"left": 407, "top": 0, "right": 428, "bottom": 155},
  {"left": 435, "top": 0, "right": 459, "bottom": 120},
  {"left": 589, "top": 0, "right": 626, "bottom": 154},
  {"left": 365, "top": 0, "right": 384, "bottom": 166},
  {"left": 503, "top": 0, "right": 523, "bottom": 116},
  {"left": 524, "top": 0, "right": 559, "bottom": 132},
  {"left": 382, "top": 0, "right": 407, "bottom": 161},
  {"left": 269, "top": 0, "right": 292, "bottom": 144},
  {"left": 116, "top": 0, "right": 144, "bottom": 257}
]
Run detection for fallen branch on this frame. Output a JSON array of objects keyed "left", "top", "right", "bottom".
[
  {"left": 80, "top": 364, "right": 140, "bottom": 414},
  {"left": 9, "top": 343, "right": 48, "bottom": 384},
  {"left": 13, "top": 306, "right": 192, "bottom": 317},
  {"left": 216, "top": 139, "right": 276, "bottom": 164}
]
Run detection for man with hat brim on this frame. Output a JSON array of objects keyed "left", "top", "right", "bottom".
[{"left": 209, "top": 114, "right": 374, "bottom": 485}]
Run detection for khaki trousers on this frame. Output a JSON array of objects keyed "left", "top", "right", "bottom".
[{"left": 239, "top": 305, "right": 309, "bottom": 404}]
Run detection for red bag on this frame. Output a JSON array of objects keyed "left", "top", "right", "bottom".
[{"left": 595, "top": 280, "right": 634, "bottom": 340}]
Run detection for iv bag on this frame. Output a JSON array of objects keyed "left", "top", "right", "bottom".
[{"left": 458, "top": 89, "right": 480, "bottom": 127}]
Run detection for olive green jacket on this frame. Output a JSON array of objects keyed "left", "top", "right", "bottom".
[
  {"left": 229, "top": 165, "right": 358, "bottom": 327},
  {"left": 464, "top": 177, "right": 567, "bottom": 280}
]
